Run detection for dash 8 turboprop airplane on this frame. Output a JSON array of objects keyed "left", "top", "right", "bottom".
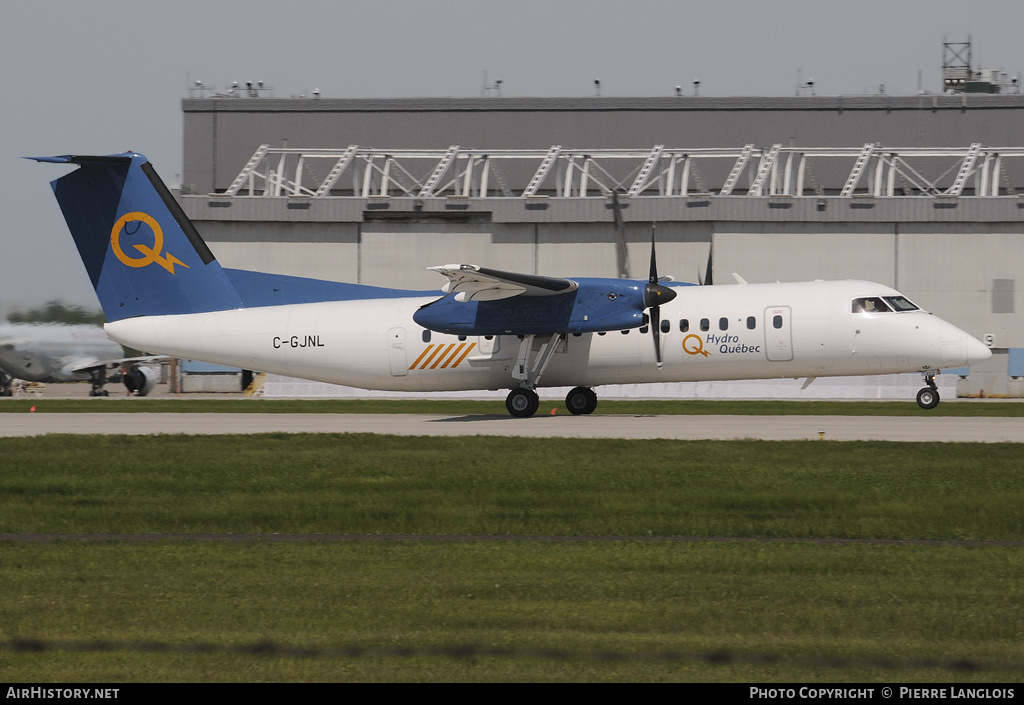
[{"left": 35, "top": 152, "right": 991, "bottom": 416}]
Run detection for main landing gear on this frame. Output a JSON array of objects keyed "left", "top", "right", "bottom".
[
  {"left": 502, "top": 332, "right": 599, "bottom": 418},
  {"left": 504, "top": 386, "right": 599, "bottom": 418},
  {"left": 505, "top": 388, "right": 540, "bottom": 418},
  {"left": 87, "top": 366, "right": 109, "bottom": 397},
  {"left": 916, "top": 371, "right": 940, "bottom": 410},
  {"left": 565, "top": 386, "right": 598, "bottom": 415}
]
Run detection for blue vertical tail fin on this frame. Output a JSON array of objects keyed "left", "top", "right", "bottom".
[{"left": 33, "top": 152, "right": 242, "bottom": 322}]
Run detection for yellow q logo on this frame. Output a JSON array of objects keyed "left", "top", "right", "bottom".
[
  {"left": 110, "top": 212, "right": 188, "bottom": 274},
  {"left": 682, "top": 334, "right": 711, "bottom": 357}
]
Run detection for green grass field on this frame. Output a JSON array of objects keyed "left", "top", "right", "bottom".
[{"left": 2, "top": 433, "right": 1023, "bottom": 682}]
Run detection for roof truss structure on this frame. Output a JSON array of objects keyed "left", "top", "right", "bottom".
[{"left": 219, "top": 143, "right": 1024, "bottom": 199}]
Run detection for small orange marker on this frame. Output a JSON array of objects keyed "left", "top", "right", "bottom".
[
  {"left": 550, "top": 408, "right": 557, "bottom": 415},
  {"left": 29, "top": 406, "right": 36, "bottom": 413}
]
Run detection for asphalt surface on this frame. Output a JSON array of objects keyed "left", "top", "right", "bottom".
[
  {"left": 4, "top": 382, "right": 1022, "bottom": 442},
  {"left": 1, "top": 411, "right": 1022, "bottom": 442}
]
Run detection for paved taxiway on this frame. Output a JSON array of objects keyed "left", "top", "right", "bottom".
[{"left": 1, "top": 412, "right": 1021, "bottom": 442}]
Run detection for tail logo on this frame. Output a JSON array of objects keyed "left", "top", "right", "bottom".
[{"left": 110, "top": 212, "right": 189, "bottom": 274}]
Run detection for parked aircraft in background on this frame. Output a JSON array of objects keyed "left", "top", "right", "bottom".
[
  {"left": 34, "top": 152, "right": 991, "bottom": 416},
  {"left": 0, "top": 322, "right": 158, "bottom": 397}
]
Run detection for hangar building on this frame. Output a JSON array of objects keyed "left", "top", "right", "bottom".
[{"left": 178, "top": 95, "right": 1024, "bottom": 395}]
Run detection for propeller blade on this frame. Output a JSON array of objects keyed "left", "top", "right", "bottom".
[
  {"left": 645, "top": 224, "right": 672, "bottom": 368},
  {"left": 649, "top": 224, "right": 658, "bottom": 284},
  {"left": 703, "top": 241, "right": 714, "bottom": 286},
  {"left": 651, "top": 305, "right": 663, "bottom": 367},
  {"left": 644, "top": 224, "right": 677, "bottom": 307}
]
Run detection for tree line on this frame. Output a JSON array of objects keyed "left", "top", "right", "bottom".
[{"left": 5, "top": 300, "right": 106, "bottom": 325}]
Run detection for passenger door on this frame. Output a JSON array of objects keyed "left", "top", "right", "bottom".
[
  {"left": 388, "top": 327, "right": 407, "bottom": 376},
  {"left": 764, "top": 306, "right": 793, "bottom": 362}
]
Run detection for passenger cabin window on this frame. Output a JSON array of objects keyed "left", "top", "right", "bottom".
[
  {"left": 884, "top": 296, "right": 920, "bottom": 312},
  {"left": 422, "top": 330, "right": 432, "bottom": 343},
  {"left": 661, "top": 320, "right": 671, "bottom": 334},
  {"left": 852, "top": 297, "right": 893, "bottom": 314},
  {"left": 639, "top": 325, "right": 648, "bottom": 334},
  {"left": 700, "top": 318, "right": 710, "bottom": 332},
  {"left": 719, "top": 317, "right": 729, "bottom": 331},
  {"left": 679, "top": 319, "right": 689, "bottom": 333},
  {"left": 746, "top": 316, "right": 756, "bottom": 330},
  {"left": 773, "top": 315, "right": 783, "bottom": 329},
  {"left": 621, "top": 329, "right": 630, "bottom": 335}
]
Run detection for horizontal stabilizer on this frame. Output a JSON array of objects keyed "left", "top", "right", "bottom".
[{"left": 30, "top": 155, "right": 133, "bottom": 165}]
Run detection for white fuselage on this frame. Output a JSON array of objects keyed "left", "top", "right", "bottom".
[
  {"left": 0, "top": 324, "right": 122, "bottom": 383},
  {"left": 103, "top": 279, "right": 991, "bottom": 393}
]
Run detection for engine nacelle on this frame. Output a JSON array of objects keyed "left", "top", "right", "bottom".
[
  {"left": 122, "top": 364, "right": 157, "bottom": 396},
  {"left": 412, "top": 278, "right": 669, "bottom": 336}
]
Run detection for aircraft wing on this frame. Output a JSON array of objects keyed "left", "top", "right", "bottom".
[
  {"left": 427, "top": 264, "right": 578, "bottom": 302},
  {"left": 71, "top": 355, "right": 167, "bottom": 373}
]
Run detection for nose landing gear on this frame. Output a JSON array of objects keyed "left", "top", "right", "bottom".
[{"left": 916, "top": 372, "right": 940, "bottom": 410}]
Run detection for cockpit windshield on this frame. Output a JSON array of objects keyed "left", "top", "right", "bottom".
[
  {"left": 851, "top": 295, "right": 921, "bottom": 313},
  {"left": 883, "top": 295, "right": 920, "bottom": 312},
  {"left": 851, "top": 297, "right": 892, "bottom": 314}
]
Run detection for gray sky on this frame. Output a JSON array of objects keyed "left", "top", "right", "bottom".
[{"left": 3, "top": 0, "right": 1022, "bottom": 313}]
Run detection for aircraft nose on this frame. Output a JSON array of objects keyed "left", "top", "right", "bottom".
[{"left": 965, "top": 334, "right": 992, "bottom": 365}]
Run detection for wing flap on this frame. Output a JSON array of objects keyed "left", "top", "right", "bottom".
[{"left": 427, "top": 264, "right": 577, "bottom": 302}]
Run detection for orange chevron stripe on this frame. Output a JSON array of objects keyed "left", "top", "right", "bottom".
[
  {"left": 408, "top": 344, "right": 434, "bottom": 370},
  {"left": 450, "top": 342, "right": 477, "bottom": 367},
  {"left": 430, "top": 343, "right": 457, "bottom": 369},
  {"left": 418, "top": 345, "right": 444, "bottom": 369},
  {"left": 439, "top": 343, "right": 467, "bottom": 368}
]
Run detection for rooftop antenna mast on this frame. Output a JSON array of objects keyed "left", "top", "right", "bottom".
[
  {"left": 481, "top": 72, "right": 503, "bottom": 97},
  {"left": 943, "top": 36, "right": 972, "bottom": 93}
]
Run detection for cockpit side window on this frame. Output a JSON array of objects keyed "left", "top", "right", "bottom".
[
  {"left": 852, "top": 297, "right": 893, "bottom": 314},
  {"left": 884, "top": 295, "right": 920, "bottom": 312}
]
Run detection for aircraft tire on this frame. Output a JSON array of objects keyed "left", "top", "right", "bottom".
[
  {"left": 565, "top": 386, "right": 598, "bottom": 415},
  {"left": 506, "top": 388, "right": 540, "bottom": 418},
  {"left": 916, "top": 387, "right": 940, "bottom": 410}
]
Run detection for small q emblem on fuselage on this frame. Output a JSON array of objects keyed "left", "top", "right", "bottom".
[
  {"left": 682, "top": 334, "right": 711, "bottom": 357},
  {"left": 110, "top": 212, "right": 188, "bottom": 274}
]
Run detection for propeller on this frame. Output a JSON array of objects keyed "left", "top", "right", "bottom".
[
  {"left": 697, "top": 239, "right": 714, "bottom": 286},
  {"left": 642, "top": 225, "right": 677, "bottom": 367}
]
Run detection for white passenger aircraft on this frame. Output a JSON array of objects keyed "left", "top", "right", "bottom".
[
  {"left": 0, "top": 322, "right": 158, "bottom": 397},
  {"left": 34, "top": 152, "right": 991, "bottom": 416}
]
